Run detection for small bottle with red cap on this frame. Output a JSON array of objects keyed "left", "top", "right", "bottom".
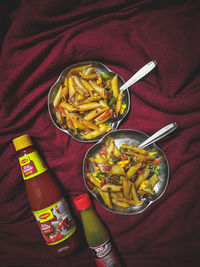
[{"left": 74, "top": 193, "right": 121, "bottom": 267}]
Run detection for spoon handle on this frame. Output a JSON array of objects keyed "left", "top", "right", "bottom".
[
  {"left": 119, "top": 60, "right": 157, "bottom": 91},
  {"left": 138, "top": 122, "right": 177, "bottom": 149}
]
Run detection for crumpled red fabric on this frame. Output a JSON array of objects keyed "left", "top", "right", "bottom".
[{"left": 0, "top": 0, "right": 200, "bottom": 266}]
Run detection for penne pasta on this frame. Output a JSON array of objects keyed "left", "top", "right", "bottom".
[
  {"left": 59, "top": 102, "right": 79, "bottom": 112},
  {"left": 79, "top": 118, "right": 99, "bottom": 131},
  {"left": 98, "top": 190, "right": 113, "bottom": 209},
  {"left": 82, "top": 125, "right": 112, "bottom": 140},
  {"left": 135, "top": 166, "right": 150, "bottom": 189},
  {"left": 86, "top": 137, "right": 160, "bottom": 210},
  {"left": 67, "top": 64, "right": 92, "bottom": 77},
  {"left": 53, "top": 85, "right": 62, "bottom": 107},
  {"left": 89, "top": 80, "right": 107, "bottom": 99},
  {"left": 52, "top": 64, "right": 127, "bottom": 140},
  {"left": 80, "top": 78, "right": 94, "bottom": 95},
  {"left": 115, "top": 90, "right": 123, "bottom": 117},
  {"left": 111, "top": 74, "right": 119, "bottom": 99},
  {"left": 84, "top": 107, "right": 108, "bottom": 121},
  {"left": 77, "top": 102, "right": 101, "bottom": 111},
  {"left": 68, "top": 76, "right": 76, "bottom": 99}
]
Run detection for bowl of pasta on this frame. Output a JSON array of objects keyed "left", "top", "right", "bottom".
[
  {"left": 48, "top": 61, "right": 130, "bottom": 142},
  {"left": 82, "top": 129, "right": 169, "bottom": 215}
]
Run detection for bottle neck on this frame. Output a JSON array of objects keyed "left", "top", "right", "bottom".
[
  {"left": 17, "top": 145, "right": 36, "bottom": 157},
  {"left": 79, "top": 205, "right": 109, "bottom": 247}
]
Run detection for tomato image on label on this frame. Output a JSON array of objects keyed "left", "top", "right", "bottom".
[
  {"left": 39, "top": 222, "right": 54, "bottom": 235},
  {"left": 58, "top": 218, "right": 71, "bottom": 231},
  {"left": 33, "top": 198, "right": 76, "bottom": 246}
]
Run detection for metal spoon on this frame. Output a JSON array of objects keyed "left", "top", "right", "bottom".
[
  {"left": 119, "top": 60, "right": 157, "bottom": 91},
  {"left": 138, "top": 122, "right": 177, "bottom": 149}
]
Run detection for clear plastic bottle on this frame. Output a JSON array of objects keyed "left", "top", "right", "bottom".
[
  {"left": 12, "top": 134, "right": 80, "bottom": 257},
  {"left": 74, "top": 193, "right": 121, "bottom": 267}
]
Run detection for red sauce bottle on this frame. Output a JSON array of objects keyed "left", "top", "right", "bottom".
[{"left": 12, "top": 134, "right": 80, "bottom": 257}]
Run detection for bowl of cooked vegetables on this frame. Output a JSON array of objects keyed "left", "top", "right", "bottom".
[
  {"left": 82, "top": 129, "right": 169, "bottom": 215},
  {"left": 48, "top": 61, "right": 130, "bottom": 142}
]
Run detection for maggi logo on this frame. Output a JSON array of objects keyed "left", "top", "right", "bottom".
[
  {"left": 39, "top": 213, "right": 51, "bottom": 220},
  {"left": 21, "top": 159, "right": 28, "bottom": 164}
]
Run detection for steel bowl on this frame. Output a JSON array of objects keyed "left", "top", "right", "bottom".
[
  {"left": 48, "top": 61, "right": 130, "bottom": 143},
  {"left": 82, "top": 129, "right": 169, "bottom": 215}
]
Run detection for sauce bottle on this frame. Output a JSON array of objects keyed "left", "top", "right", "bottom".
[
  {"left": 74, "top": 193, "right": 121, "bottom": 267},
  {"left": 12, "top": 134, "right": 79, "bottom": 257}
]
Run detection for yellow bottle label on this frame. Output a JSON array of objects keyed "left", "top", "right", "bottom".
[
  {"left": 33, "top": 198, "right": 76, "bottom": 246},
  {"left": 19, "top": 151, "right": 48, "bottom": 180}
]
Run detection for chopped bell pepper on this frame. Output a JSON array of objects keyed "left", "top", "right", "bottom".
[
  {"left": 108, "top": 97, "right": 116, "bottom": 107},
  {"left": 97, "top": 110, "right": 110, "bottom": 121},
  {"left": 118, "top": 159, "right": 130, "bottom": 168},
  {"left": 58, "top": 105, "right": 66, "bottom": 115}
]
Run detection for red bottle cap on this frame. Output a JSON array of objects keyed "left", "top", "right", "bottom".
[{"left": 74, "top": 193, "right": 91, "bottom": 211}]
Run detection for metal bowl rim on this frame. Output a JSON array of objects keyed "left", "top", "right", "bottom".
[
  {"left": 48, "top": 60, "right": 130, "bottom": 143},
  {"left": 82, "top": 128, "right": 170, "bottom": 215}
]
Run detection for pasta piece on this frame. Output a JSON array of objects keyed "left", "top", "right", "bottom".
[
  {"left": 68, "top": 76, "right": 76, "bottom": 99},
  {"left": 79, "top": 118, "right": 99, "bottom": 131},
  {"left": 115, "top": 90, "right": 123, "bottom": 117},
  {"left": 112, "top": 198, "right": 130, "bottom": 208},
  {"left": 110, "top": 164, "right": 126, "bottom": 176},
  {"left": 98, "top": 190, "right": 113, "bottom": 209},
  {"left": 126, "top": 163, "right": 142, "bottom": 178},
  {"left": 69, "top": 115, "right": 92, "bottom": 133},
  {"left": 73, "top": 75, "right": 89, "bottom": 95},
  {"left": 95, "top": 109, "right": 113, "bottom": 125},
  {"left": 131, "top": 183, "right": 142, "bottom": 204},
  {"left": 87, "top": 173, "right": 101, "bottom": 188},
  {"left": 121, "top": 144, "right": 148, "bottom": 155},
  {"left": 104, "top": 138, "right": 115, "bottom": 155},
  {"left": 76, "top": 102, "right": 101, "bottom": 111},
  {"left": 135, "top": 166, "right": 150, "bottom": 189},
  {"left": 112, "top": 197, "right": 142, "bottom": 207},
  {"left": 65, "top": 113, "right": 75, "bottom": 130},
  {"left": 89, "top": 80, "right": 107, "bottom": 99},
  {"left": 84, "top": 107, "right": 108, "bottom": 121},
  {"left": 122, "top": 177, "right": 132, "bottom": 200},
  {"left": 82, "top": 125, "right": 112, "bottom": 140},
  {"left": 110, "top": 192, "right": 124, "bottom": 199},
  {"left": 111, "top": 74, "right": 119, "bottom": 99},
  {"left": 67, "top": 64, "right": 92, "bottom": 77},
  {"left": 75, "top": 93, "right": 86, "bottom": 102},
  {"left": 80, "top": 78, "right": 94, "bottom": 95},
  {"left": 59, "top": 102, "right": 79, "bottom": 112},
  {"left": 149, "top": 174, "right": 159, "bottom": 187},
  {"left": 83, "top": 67, "right": 96, "bottom": 75},
  {"left": 53, "top": 85, "right": 62, "bottom": 107},
  {"left": 101, "top": 184, "right": 122, "bottom": 192},
  {"left": 89, "top": 154, "right": 108, "bottom": 164},
  {"left": 79, "top": 73, "right": 97, "bottom": 80}
]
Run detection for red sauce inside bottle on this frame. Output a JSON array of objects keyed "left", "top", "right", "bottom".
[{"left": 14, "top": 138, "right": 79, "bottom": 257}]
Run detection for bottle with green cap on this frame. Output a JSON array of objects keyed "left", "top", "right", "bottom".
[
  {"left": 12, "top": 134, "right": 80, "bottom": 257},
  {"left": 74, "top": 193, "right": 121, "bottom": 267}
]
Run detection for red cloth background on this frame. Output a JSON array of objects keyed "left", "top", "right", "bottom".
[{"left": 0, "top": 0, "right": 200, "bottom": 266}]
